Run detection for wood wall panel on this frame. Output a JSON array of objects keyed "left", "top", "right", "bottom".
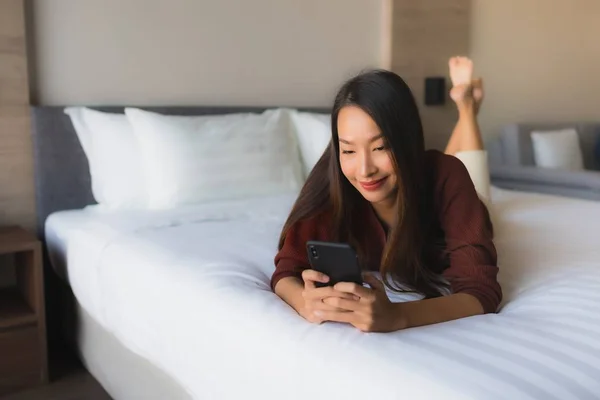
[
  {"left": 0, "top": 0, "right": 35, "bottom": 231},
  {"left": 0, "top": 51, "right": 29, "bottom": 104},
  {"left": 390, "top": 0, "right": 471, "bottom": 150}
]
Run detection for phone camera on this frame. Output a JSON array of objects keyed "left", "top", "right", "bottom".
[{"left": 310, "top": 247, "right": 318, "bottom": 258}]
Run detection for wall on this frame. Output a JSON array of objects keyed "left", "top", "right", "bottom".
[
  {"left": 27, "top": 0, "right": 476, "bottom": 150},
  {"left": 471, "top": 0, "right": 600, "bottom": 139},
  {"left": 30, "top": 0, "right": 386, "bottom": 107},
  {"left": 390, "top": 0, "right": 471, "bottom": 150},
  {"left": 0, "top": 0, "right": 390, "bottom": 234},
  {"left": 19, "top": 0, "right": 600, "bottom": 231},
  {"left": 0, "top": 0, "right": 35, "bottom": 231}
]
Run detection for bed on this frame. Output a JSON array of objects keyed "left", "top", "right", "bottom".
[{"left": 32, "top": 107, "right": 600, "bottom": 400}]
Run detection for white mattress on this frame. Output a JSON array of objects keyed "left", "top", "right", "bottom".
[{"left": 46, "top": 188, "right": 600, "bottom": 400}]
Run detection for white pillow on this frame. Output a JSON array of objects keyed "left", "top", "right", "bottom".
[
  {"left": 64, "top": 107, "right": 147, "bottom": 209},
  {"left": 530, "top": 128, "right": 584, "bottom": 170},
  {"left": 289, "top": 111, "right": 332, "bottom": 177},
  {"left": 125, "top": 108, "right": 304, "bottom": 209}
]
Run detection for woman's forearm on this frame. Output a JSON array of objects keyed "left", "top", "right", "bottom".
[
  {"left": 274, "top": 276, "right": 306, "bottom": 315},
  {"left": 276, "top": 278, "right": 485, "bottom": 330},
  {"left": 394, "top": 293, "right": 484, "bottom": 329}
]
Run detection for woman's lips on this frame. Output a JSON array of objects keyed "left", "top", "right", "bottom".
[{"left": 359, "top": 177, "right": 387, "bottom": 191}]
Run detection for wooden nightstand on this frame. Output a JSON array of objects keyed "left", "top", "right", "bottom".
[{"left": 0, "top": 226, "right": 48, "bottom": 395}]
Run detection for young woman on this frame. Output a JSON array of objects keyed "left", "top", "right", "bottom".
[{"left": 271, "top": 57, "right": 501, "bottom": 333}]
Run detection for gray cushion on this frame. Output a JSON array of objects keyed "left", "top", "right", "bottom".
[
  {"left": 498, "top": 123, "right": 600, "bottom": 170},
  {"left": 488, "top": 122, "right": 600, "bottom": 201}
]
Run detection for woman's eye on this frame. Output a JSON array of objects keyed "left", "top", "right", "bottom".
[
  {"left": 374, "top": 146, "right": 385, "bottom": 151},
  {"left": 341, "top": 150, "right": 355, "bottom": 154}
]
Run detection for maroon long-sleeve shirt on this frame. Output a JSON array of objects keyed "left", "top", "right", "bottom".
[{"left": 272, "top": 150, "right": 502, "bottom": 314}]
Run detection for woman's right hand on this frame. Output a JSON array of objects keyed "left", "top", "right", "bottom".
[{"left": 301, "top": 269, "right": 359, "bottom": 324}]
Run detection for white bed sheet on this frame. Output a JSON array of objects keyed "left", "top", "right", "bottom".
[{"left": 46, "top": 187, "right": 600, "bottom": 400}]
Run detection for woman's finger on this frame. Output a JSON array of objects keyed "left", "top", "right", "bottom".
[
  {"left": 362, "top": 273, "right": 386, "bottom": 292},
  {"left": 333, "top": 282, "right": 372, "bottom": 299},
  {"left": 303, "top": 286, "right": 359, "bottom": 301},
  {"left": 313, "top": 310, "right": 356, "bottom": 324},
  {"left": 322, "top": 296, "right": 361, "bottom": 312},
  {"left": 302, "top": 269, "right": 329, "bottom": 284},
  {"left": 304, "top": 278, "right": 316, "bottom": 290},
  {"left": 310, "top": 299, "right": 351, "bottom": 313}
]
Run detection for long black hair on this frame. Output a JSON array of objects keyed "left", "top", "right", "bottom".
[{"left": 280, "top": 70, "right": 446, "bottom": 297}]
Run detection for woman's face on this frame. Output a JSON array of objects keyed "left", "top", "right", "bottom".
[{"left": 337, "top": 105, "right": 397, "bottom": 205}]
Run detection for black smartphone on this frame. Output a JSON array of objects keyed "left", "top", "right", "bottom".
[{"left": 306, "top": 241, "right": 363, "bottom": 287}]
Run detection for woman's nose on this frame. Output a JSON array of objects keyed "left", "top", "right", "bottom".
[{"left": 359, "top": 153, "right": 377, "bottom": 177}]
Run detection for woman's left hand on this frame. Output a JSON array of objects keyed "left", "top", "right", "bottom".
[{"left": 318, "top": 274, "right": 407, "bottom": 332}]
